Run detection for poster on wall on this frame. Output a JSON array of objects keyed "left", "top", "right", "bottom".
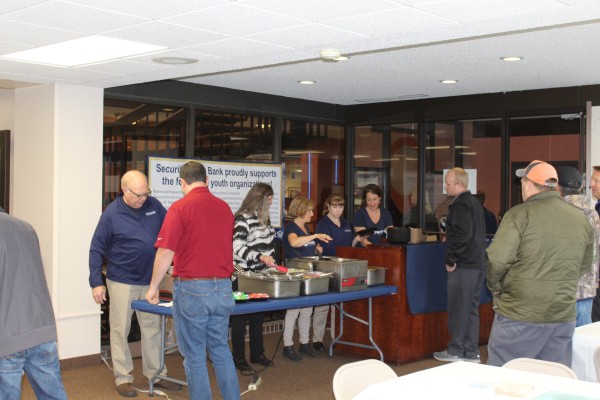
[{"left": 147, "top": 156, "right": 285, "bottom": 228}]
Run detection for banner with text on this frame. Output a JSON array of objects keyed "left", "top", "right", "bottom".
[{"left": 147, "top": 156, "right": 284, "bottom": 228}]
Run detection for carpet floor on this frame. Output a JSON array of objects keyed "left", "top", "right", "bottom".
[{"left": 22, "top": 332, "right": 488, "bottom": 399}]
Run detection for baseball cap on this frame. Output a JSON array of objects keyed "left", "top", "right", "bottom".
[
  {"left": 556, "top": 166, "right": 582, "bottom": 189},
  {"left": 515, "top": 160, "right": 558, "bottom": 188}
]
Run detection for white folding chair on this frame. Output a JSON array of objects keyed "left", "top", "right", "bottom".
[
  {"left": 594, "top": 346, "right": 600, "bottom": 382},
  {"left": 332, "top": 359, "right": 397, "bottom": 400},
  {"left": 503, "top": 357, "right": 578, "bottom": 379}
]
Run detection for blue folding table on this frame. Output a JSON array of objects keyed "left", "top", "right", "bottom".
[{"left": 131, "top": 284, "right": 398, "bottom": 395}]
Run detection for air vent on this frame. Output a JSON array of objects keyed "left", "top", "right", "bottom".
[{"left": 354, "top": 94, "right": 428, "bottom": 103}]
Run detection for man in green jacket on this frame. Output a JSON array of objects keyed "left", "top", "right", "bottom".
[{"left": 486, "top": 160, "right": 593, "bottom": 367}]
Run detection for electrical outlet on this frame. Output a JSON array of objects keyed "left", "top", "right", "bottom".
[{"left": 248, "top": 376, "right": 261, "bottom": 390}]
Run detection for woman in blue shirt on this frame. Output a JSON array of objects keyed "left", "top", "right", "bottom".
[
  {"left": 311, "top": 194, "right": 363, "bottom": 351},
  {"left": 282, "top": 196, "right": 331, "bottom": 361},
  {"left": 352, "top": 184, "right": 394, "bottom": 245}
]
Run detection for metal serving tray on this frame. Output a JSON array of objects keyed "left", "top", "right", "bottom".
[
  {"left": 237, "top": 274, "right": 301, "bottom": 299},
  {"left": 300, "top": 272, "right": 331, "bottom": 296},
  {"left": 367, "top": 266, "right": 386, "bottom": 286}
]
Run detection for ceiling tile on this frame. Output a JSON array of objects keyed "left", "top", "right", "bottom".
[
  {"left": 183, "top": 38, "right": 293, "bottom": 59},
  {"left": 248, "top": 24, "right": 369, "bottom": 49},
  {"left": 0, "top": 0, "right": 47, "bottom": 14},
  {"left": 0, "top": 19, "right": 81, "bottom": 48},
  {"left": 325, "top": 7, "right": 458, "bottom": 38},
  {"left": 105, "top": 21, "right": 229, "bottom": 49},
  {"left": 2, "top": 1, "right": 148, "bottom": 34},
  {"left": 241, "top": 0, "right": 402, "bottom": 22},
  {"left": 65, "top": 0, "right": 225, "bottom": 20},
  {"left": 164, "top": 3, "right": 307, "bottom": 36},
  {"left": 414, "top": 0, "right": 568, "bottom": 23}
]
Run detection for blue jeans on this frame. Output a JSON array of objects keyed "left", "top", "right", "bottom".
[
  {"left": 576, "top": 298, "right": 593, "bottom": 327},
  {"left": 0, "top": 341, "right": 67, "bottom": 400},
  {"left": 173, "top": 279, "right": 240, "bottom": 400}
]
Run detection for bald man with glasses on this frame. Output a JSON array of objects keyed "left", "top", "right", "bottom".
[{"left": 89, "top": 170, "right": 179, "bottom": 397}]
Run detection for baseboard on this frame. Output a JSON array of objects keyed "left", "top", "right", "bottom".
[{"left": 60, "top": 353, "right": 103, "bottom": 371}]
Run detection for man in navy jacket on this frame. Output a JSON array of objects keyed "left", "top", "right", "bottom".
[{"left": 89, "top": 170, "right": 178, "bottom": 397}]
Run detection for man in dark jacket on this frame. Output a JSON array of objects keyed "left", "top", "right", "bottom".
[
  {"left": 0, "top": 209, "right": 67, "bottom": 399},
  {"left": 434, "top": 167, "right": 487, "bottom": 363},
  {"left": 487, "top": 160, "right": 593, "bottom": 367}
]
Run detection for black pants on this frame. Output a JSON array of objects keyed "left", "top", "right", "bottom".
[
  {"left": 592, "top": 286, "right": 600, "bottom": 323},
  {"left": 230, "top": 313, "right": 265, "bottom": 360},
  {"left": 447, "top": 268, "right": 485, "bottom": 358}
]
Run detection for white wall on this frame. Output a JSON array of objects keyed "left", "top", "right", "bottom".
[
  {"left": 13, "top": 84, "right": 103, "bottom": 359},
  {"left": 590, "top": 106, "right": 600, "bottom": 174}
]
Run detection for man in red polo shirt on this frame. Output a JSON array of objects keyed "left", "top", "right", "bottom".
[{"left": 146, "top": 161, "right": 239, "bottom": 400}]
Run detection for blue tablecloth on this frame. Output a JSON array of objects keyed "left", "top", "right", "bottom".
[
  {"left": 406, "top": 242, "right": 492, "bottom": 314},
  {"left": 131, "top": 284, "right": 398, "bottom": 317}
]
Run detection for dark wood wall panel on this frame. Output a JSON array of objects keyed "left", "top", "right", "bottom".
[{"left": 335, "top": 246, "right": 493, "bottom": 365}]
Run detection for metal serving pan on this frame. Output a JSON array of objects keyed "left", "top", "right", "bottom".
[{"left": 237, "top": 272, "right": 302, "bottom": 298}]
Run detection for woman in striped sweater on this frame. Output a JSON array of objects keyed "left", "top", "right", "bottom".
[{"left": 231, "top": 183, "right": 276, "bottom": 372}]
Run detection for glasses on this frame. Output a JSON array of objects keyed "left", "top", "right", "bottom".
[{"left": 127, "top": 188, "right": 152, "bottom": 199}]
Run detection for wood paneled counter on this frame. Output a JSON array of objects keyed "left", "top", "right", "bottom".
[{"left": 334, "top": 243, "right": 493, "bottom": 365}]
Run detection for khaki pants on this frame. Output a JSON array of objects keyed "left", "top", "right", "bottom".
[{"left": 107, "top": 279, "right": 164, "bottom": 386}]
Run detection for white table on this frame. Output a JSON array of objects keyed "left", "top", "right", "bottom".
[
  {"left": 354, "top": 361, "right": 600, "bottom": 400},
  {"left": 572, "top": 321, "right": 600, "bottom": 382}
]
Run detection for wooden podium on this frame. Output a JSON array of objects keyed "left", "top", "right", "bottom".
[{"left": 334, "top": 244, "right": 493, "bottom": 364}]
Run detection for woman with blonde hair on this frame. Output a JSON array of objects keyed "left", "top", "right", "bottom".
[{"left": 281, "top": 195, "right": 332, "bottom": 361}]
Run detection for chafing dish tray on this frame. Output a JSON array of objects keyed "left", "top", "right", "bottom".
[
  {"left": 300, "top": 272, "right": 332, "bottom": 296},
  {"left": 367, "top": 266, "right": 386, "bottom": 286},
  {"left": 237, "top": 270, "right": 302, "bottom": 298}
]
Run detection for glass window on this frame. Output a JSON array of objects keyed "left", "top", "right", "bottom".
[
  {"left": 282, "top": 120, "right": 345, "bottom": 226},
  {"left": 509, "top": 114, "right": 581, "bottom": 207},
  {"left": 103, "top": 99, "right": 185, "bottom": 208},
  {"left": 352, "top": 124, "right": 419, "bottom": 227},
  {"left": 425, "top": 118, "right": 502, "bottom": 232},
  {"left": 194, "top": 111, "right": 274, "bottom": 161}
]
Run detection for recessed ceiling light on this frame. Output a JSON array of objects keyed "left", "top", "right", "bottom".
[
  {"left": 320, "top": 48, "right": 341, "bottom": 60},
  {"left": 152, "top": 57, "right": 198, "bottom": 65},
  {"left": 0, "top": 35, "right": 166, "bottom": 67},
  {"left": 501, "top": 56, "right": 523, "bottom": 62},
  {"left": 333, "top": 56, "right": 349, "bottom": 61},
  {"left": 298, "top": 80, "right": 315, "bottom": 85},
  {"left": 440, "top": 80, "right": 458, "bottom": 84}
]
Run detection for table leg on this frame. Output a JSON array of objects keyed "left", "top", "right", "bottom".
[
  {"left": 329, "top": 298, "right": 384, "bottom": 361},
  {"left": 148, "top": 315, "right": 187, "bottom": 396}
]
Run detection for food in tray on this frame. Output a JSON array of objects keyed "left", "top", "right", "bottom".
[
  {"left": 283, "top": 268, "right": 304, "bottom": 274},
  {"left": 233, "top": 291, "right": 269, "bottom": 301},
  {"left": 233, "top": 291, "right": 249, "bottom": 301},
  {"left": 302, "top": 271, "right": 331, "bottom": 279},
  {"left": 248, "top": 293, "right": 269, "bottom": 299}
]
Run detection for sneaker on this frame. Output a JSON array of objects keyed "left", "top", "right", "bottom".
[
  {"left": 282, "top": 346, "right": 302, "bottom": 362},
  {"left": 233, "top": 358, "right": 253, "bottom": 372},
  {"left": 463, "top": 354, "right": 481, "bottom": 364},
  {"left": 250, "top": 353, "right": 274, "bottom": 367},
  {"left": 312, "top": 341, "right": 325, "bottom": 351},
  {"left": 433, "top": 350, "right": 463, "bottom": 363},
  {"left": 116, "top": 383, "right": 137, "bottom": 398},
  {"left": 299, "top": 343, "right": 320, "bottom": 358}
]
